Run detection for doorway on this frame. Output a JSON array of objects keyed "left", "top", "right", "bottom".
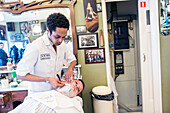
[
  {"left": 102, "top": 0, "right": 162, "bottom": 113},
  {"left": 104, "top": 1, "right": 142, "bottom": 112}
]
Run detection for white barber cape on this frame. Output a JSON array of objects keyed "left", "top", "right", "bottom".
[
  {"left": 16, "top": 32, "right": 76, "bottom": 94},
  {"left": 9, "top": 90, "right": 84, "bottom": 113}
]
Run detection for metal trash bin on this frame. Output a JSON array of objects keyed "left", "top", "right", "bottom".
[{"left": 91, "top": 86, "right": 114, "bottom": 113}]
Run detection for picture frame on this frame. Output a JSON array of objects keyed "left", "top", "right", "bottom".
[
  {"left": 0, "top": 25, "right": 7, "bottom": 40},
  {"left": 76, "top": 25, "right": 87, "bottom": 33},
  {"left": 41, "top": 22, "right": 47, "bottom": 34},
  {"left": 10, "top": 35, "right": 15, "bottom": 41},
  {"left": 2, "top": 0, "right": 20, "bottom": 4},
  {"left": 32, "top": 24, "right": 42, "bottom": 36},
  {"left": 84, "top": 48, "right": 105, "bottom": 64},
  {"left": 77, "top": 33, "right": 98, "bottom": 49},
  {"left": 96, "top": 3, "right": 102, "bottom": 12},
  {"left": 20, "top": 22, "right": 28, "bottom": 34}
]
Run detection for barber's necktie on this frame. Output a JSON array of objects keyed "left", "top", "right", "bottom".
[{"left": 53, "top": 45, "right": 56, "bottom": 52}]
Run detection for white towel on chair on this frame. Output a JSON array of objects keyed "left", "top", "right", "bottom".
[
  {"left": 27, "top": 90, "right": 84, "bottom": 113},
  {"left": 9, "top": 90, "right": 84, "bottom": 113}
]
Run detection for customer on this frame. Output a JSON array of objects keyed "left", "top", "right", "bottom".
[
  {"left": 16, "top": 13, "right": 77, "bottom": 95},
  {"left": 9, "top": 79, "right": 85, "bottom": 113},
  {"left": 0, "top": 42, "right": 8, "bottom": 66}
]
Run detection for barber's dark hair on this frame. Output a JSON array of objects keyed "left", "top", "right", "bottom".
[
  {"left": 78, "top": 79, "right": 85, "bottom": 90},
  {"left": 47, "top": 13, "right": 69, "bottom": 35}
]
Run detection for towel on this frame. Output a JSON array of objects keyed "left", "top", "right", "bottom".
[
  {"left": 26, "top": 90, "right": 84, "bottom": 113},
  {"left": 9, "top": 90, "right": 84, "bottom": 113}
]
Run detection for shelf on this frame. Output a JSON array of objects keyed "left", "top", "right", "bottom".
[
  {"left": 62, "top": 64, "right": 81, "bottom": 69},
  {"left": 0, "top": 70, "right": 13, "bottom": 74}
]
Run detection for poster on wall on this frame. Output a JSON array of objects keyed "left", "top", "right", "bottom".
[
  {"left": 160, "top": 0, "right": 170, "bottom": 36},
  {"left": 0, "top": 25, "right": 7, "bottom": 40},
  {"left": 20, "top": 22, "right": 28, "bottom": 34},
  {"left": 83, "top": 0, "right": 99, "bottom": 32}
]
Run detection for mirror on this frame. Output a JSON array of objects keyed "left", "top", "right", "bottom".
[{"left": 0, "top": 0, "right": 77, "bottom": 66}]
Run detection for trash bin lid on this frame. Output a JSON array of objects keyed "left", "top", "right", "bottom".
[{"left": 92, "top": 86, "right": 112, "bottom": 95}]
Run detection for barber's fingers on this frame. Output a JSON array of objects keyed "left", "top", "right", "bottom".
[
  {"left": 56, "top": 79, "right": 65, "bottom": 87},
  {"left": 48, "top": 78, "right": 64, "bottom": 88}
]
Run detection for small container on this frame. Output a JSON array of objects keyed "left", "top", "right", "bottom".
[{"left": 1, "top": 79, "right": 9, "bottom": 89}]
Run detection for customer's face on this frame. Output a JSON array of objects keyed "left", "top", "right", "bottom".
[
  {"left": 48, "top": 27, "right": 68, "bottom": 46},
  {"left": 71, "top": 80, "right": 84, "bottom": 95},
  {"left": 57, "top": 80, "right": 83, "bottom": 97}
]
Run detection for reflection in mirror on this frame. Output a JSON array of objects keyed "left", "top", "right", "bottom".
[{"left": 0, "top": 8, "right": 74, "bottom": 66}]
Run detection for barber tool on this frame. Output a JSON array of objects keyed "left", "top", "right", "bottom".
[{"left": 56, "top": 74, "right": 61, "bottom": 81}]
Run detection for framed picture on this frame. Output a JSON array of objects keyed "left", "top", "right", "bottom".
[
  {"left": 41, "top": 22, "right": 47, "bottom": 34},
  {"left": 2, "top": 0, "right": 20, "bottom": 4},
  {"left": 32, "top": 24, "right": 42, "bottom": 36},
  {"left": 96, "top": 3, "right": 102, "bottom": 12},
  {"left": 76, "top": 25, "right": 87, "bottom": 33},
  {"left": 10, "top": 35, "right": 15, "bottom": 41},
  {"left": 160, "top": 0, "right": 170, "bottom": 36},
  {"left": 0, "top": 25, "right": 7, "bottom": 40},
  {"left": 14, "top": 33, "right": 21, "bottom": 41},
  {"left": 20, "top": 22, "right": 28, "bottom": 34},
  {"left": 85, "top": 48, "right": 105, "bottom": 64},
  {"left": 77, "top": 33, "right": 98, "bottom": 49}
]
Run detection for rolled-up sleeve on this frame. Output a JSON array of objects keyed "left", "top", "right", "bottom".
[
  {"left": 64, "top": 46, "right": 76, "bottom": 64},
  {"left": 16, "top": 44, "right": 39, "bottom": 76}
]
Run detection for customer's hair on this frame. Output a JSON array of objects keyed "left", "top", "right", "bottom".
[
  {"left": 47, "top": 13, "right": 69, "bottom": 35},
  {"left": 78, "top": 79, "right": 85, "bottom": 90}
]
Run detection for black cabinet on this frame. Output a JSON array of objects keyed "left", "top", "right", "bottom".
[{"left": 113, "top": 21, "right": 129, "bottom": 50}]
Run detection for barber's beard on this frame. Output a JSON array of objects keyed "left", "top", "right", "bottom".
[{"left": 56, "top": 85, "right": 77, "bottom": 98}]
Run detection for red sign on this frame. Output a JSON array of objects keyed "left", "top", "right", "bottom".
[{"left": 140, "top": 1, "right": 146, "bottom": 8}]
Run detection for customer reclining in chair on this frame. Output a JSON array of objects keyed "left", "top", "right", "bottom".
[{"left": 9, "top": 79, "right": 85, "bottom": 113}]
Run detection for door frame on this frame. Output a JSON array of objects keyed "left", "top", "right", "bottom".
[{"left": 101, "top": 0, "right": 162, "bottom": 113}]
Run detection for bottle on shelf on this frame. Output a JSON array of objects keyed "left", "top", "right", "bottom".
[
  {"left": 11, "top": 70, "right": 17, "bottom": 82},
  {"left": 12, "top": 58, "right": 15, "bottom": 67},
  {"left": 7, "top": 58, "right": 12, "bottom": 71}
]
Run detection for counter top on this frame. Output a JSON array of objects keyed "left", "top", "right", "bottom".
[{"left": 0, "top": 81, "right": 28, "bottom": 92}]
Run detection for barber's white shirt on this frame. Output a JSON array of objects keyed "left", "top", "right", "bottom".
[{"left": 16, "top": 33, "right": 76, "bottom": 94}]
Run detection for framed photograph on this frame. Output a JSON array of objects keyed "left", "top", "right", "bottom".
[
  {"left": 14, "top": 33, "right": 21, "bottom": 41},
  {"left": 32, "top": 24, "right": 42, "bottom": 36},
  {"left": 20, "top": 22, "right": 28, "bottom": 34},
  {"left": 2, "top": 0, "right": 20, "bottom": 4},
  {"left": 76, "top": 25, "right": 87, "bottom": 33},
  {"left": 85, "top": 48, "right": 105, "bottom": 64},
  {"left": 96, "top": 3, "right": 102, "bottom": 12},
  {"left": 160, "top": 0, "right": 170, "bottom": 36},
  {"left": 41, "top": 22, "right": 47, "bottom": 34},
  {"left": 10, "top": 35, "right": 15, "bottom": 41},
  {"left": 77, "top": 33, "right": 98, "bottom": 49},
  {"left": 0, "top": 25, "right": 7, "bottom": 40}
]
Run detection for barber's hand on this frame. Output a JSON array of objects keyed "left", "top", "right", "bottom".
[
  {"left": 48, "top": 77, "right": 64, "bottom": 88},
  {"left": 64, "top": 68, "right": 74, "bottom": 83}
]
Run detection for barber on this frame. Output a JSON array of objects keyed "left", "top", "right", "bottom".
[{"left": 16, "top": 13, "right": 77, "bottom": 95}]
